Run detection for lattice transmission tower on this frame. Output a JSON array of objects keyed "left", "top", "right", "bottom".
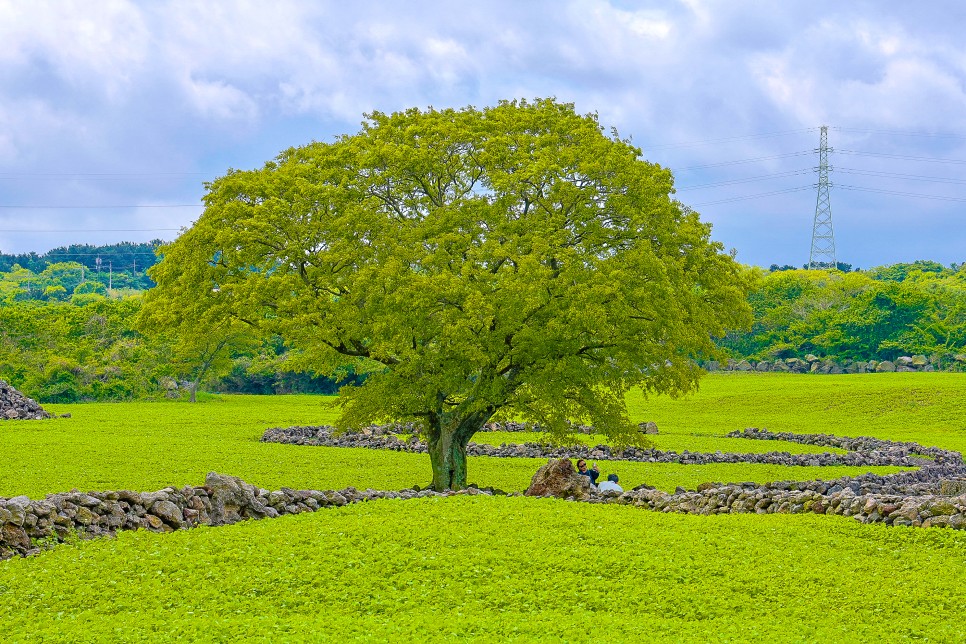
[{"left": 808, "top": 125, "right": 836, "bottom": 269}]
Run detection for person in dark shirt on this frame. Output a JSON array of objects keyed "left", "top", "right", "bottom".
[{"left": 575, "top": 459, "right": 599, "bottom": 487}]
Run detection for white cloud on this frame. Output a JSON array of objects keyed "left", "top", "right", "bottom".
[
  {"left": 0, "top": 0, "right": 148, "bottom": 100},
  {"left": 1, "top": 0, "right": 965, "bottom": 264},
  {"left": 184, "top": 78, "right": 259, "bottom": 122}
]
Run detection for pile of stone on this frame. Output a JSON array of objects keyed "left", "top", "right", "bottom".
[
  {"left": 261, "top": 425, "right": 934, "bottom": 467},
  {"left": 705, "top": 353, "right": 966, "bottom": 374},
  {"left": 0, "top": 380, "right": 51, "bottom": 421},
  {"left": 0, "top": 472, "right": 500, "bottom": 560}
]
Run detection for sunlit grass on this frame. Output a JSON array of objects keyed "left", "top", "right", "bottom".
[{"left": 1, "top": 497, "right": 964, "bottom": 642}]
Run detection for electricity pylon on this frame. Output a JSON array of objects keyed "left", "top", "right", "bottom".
[{"left": 808, "top": 125, "right": 836, "bottom": 269}]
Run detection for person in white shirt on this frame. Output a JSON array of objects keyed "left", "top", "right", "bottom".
[{"left": 597, "top": 473, "right": 623, "bottom": 493}]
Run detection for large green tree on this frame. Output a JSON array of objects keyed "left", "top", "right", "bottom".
[{"left": 143, "top": 99, "right": 751, "bottom": 490}]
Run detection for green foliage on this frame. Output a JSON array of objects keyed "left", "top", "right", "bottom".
[
  {"left": 144, "top": 99, "right": 751, "bottom": 489},
  {"left": 722, "top": 266, "right": 966, "bottom": 362},
  {"left": 0, "top": 298, "right": 162, "bottom": 402},
  {"left": 0, "top": 241, "right": 160, "bottom": 282}
]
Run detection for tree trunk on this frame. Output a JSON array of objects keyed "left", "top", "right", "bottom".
[
  {"left": 426, "top": 409, "right": 494, "bottom": 491},
  {"left": 427, "top": 429, "right": 469, "bottom": 491}
]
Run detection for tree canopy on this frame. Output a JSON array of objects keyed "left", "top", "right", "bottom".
[{"left": 142, "top": 99, "right": 752, "bottom": 490}]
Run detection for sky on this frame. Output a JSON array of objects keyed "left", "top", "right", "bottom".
[{"left": 2, "top": 0, "right": 966, "bottom": 269}]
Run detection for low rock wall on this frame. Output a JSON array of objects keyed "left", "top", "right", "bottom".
[
  {"left": 614, "top": 465, "right": 966, "bottom": 529},
  {"left": 5, "top": 466, "right": 966, "bottom": 562},
  {"left": 262, "top": 425, "right": 951, "bottom": 468},
  {"left": 706, "top": 353, "right": 966, "bottom": 374},
  {"left": 0, "top": 472, "right": 496, "bottom": 560}
]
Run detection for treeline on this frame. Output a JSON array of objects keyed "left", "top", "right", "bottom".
[
  {"left": 720, "top": 260, "right": 966, "bottom": 364},
  {"left": 0, "top": 241, "right": 162, "bottom": 300},
  {"left": 0, "top": 257, "right": 964, "bottom": 403},
  {"left": 0, "top": 298, "right": 361, "bottom": 403}
]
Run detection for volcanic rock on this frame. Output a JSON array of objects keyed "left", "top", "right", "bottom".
[
  {"left": 0, "top": 380, "right": 51, "bottom": 421},
  {"left": 525, "top": 458, "right": 591, "bottom": 500}
]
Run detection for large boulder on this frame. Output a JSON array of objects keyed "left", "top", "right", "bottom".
[
  {"left": 638, "top": 421, "right": 659, "bottom": 435},
  {"left": 205, "top": 472, "right": 272, "bottom": 524},
  {"left": 0, "top": 380, "right": 51, "bottom": 421},
  {"left": 525, "top": 459, "right": 591, "bottom": 500}
]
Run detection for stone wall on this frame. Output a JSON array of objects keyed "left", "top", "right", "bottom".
[
  {"left": 0, "top": 380, "right": 51, "bottom": 420},
  {"left": 0, "top": 472, "right": 496, "bottom": 560},
  {"left": 262, "top": 425, "right": 952, "bottom": 468},
  {"left": 704, "top": 353, "right": 966, "bottom": 374},
  {"left": 609, "top": 465, "right": 966, "bottom": 529}
]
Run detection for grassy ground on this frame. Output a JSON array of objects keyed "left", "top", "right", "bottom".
[
  {"left": 0, "top": 385, "right": 912, "bottom": 498},
  {"left": 1, "top": 497, "right": 964, "bottom": 642},
  {"left": 2, "top": 372, "right": 965, "bottom": 642},
  {"left": 629, "top": 372, "right": 966, "bottom": 454}
]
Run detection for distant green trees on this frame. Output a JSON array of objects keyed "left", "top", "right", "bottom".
[
  {"left": 1, "top": 253, "right": 964, "bottom": 405},
  {"left": 0, "top": 294, "right": 363, "bottom": 403},
  {"left": 0, "top": 241, "right": 161, "bottom": 301},
  {"left": 720, "top": 263, "right": 966, "bottom": 364},
  {"left": 0, "top": 298, "right": 157, "bottom": 402}
]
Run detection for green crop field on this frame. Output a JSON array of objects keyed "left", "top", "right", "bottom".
[{"left": 2, "top": 372, "right": 966, "bottom": 642}]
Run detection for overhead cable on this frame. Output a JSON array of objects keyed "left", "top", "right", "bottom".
[
  {"left": 0, "top": 228, "right": 180, "bottom": 233},
  {"left": 0, "top": 204, "right": 201, "bottom": 209},
  {"left": 676, "top": 169, "right": 812, "bottom": 190},
  {"left": 833, "top": 184, "right": 966, "bottom": 203},
  {"left": 646, "top": 128, "right": 817, "bottom": 151},
  {"left": 836, "top": 149, "right": 966, "bottom": 165},
  {"left": 671, "top": 150, "right": 814, "bottom": 171},
  {"left": 831, "top": 127, "right": 966, "bottom": 140},
  {"left": 835, "top": 167, "right": 966, "bottom": 185},
  {"left": 687, "top": 185, "right": 815, "bottom": 207}
]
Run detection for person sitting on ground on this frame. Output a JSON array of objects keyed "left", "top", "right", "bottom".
[
  {"left": 597, "top": 473, "right": 623, "bottom": 493},
  {"left": 575, "top": 459, "right": 600, "bottom": 487}
]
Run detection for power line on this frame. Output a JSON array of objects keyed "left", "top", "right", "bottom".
[
  {"left": 646, "top": 128, "right": 817, "bottom": 151},
  {"left": 833, "top": 184, "right": 966, "bottom": 203},
  {"left": 0, "top": 228, "right": 180, "bottom": 233},
  {"left": 836, "top": 167, "right": 966, "bottom": 185},
  {"left": 671, "top": 150, "right": 814, "bottom": 171},
  {"left": 676, "top": 169, "right": 812, "bottom": 190},
  {"left": 43, "top": 252, "right": 160, "bottom": 256},
  {"left": 836, "top": 149, "right": 966, "bottom": 165},
  {"left": 831, "top": 127, "right": 966, "bottom": 140},
  {"left": 687, "top": 185, "right": 814, "bottom": 207},
  {"left": 0, "top": 172, "right": 207, "bottom": 177},
  {"left": 0, "top": 205, "right": 201, "bottom": 209}
]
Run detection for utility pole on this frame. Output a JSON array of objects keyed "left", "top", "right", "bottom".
[
  {"left": 808, "top": 125, "right": 836, "bottom": 269},
  {"left": 108, "top": 260, "right": 113, "bottom": 290}
]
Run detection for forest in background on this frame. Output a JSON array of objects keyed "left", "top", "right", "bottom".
[{"left": 0, "top": 243, "right": 964, "bottom": 403}]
